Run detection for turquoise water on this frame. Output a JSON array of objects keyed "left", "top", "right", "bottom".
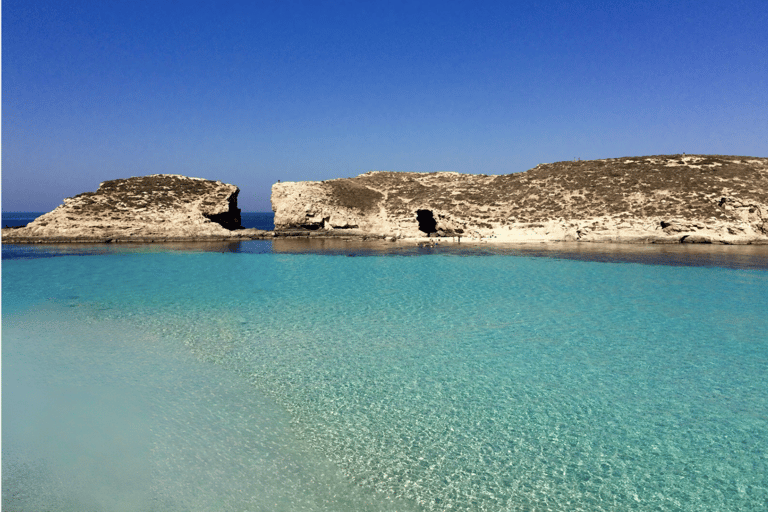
[{"left": 3, "top": 241, "right": 768, "bottom": 511}]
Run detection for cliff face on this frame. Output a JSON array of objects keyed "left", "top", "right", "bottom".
[
  {"left": 272, "top": 155, "right": 768, "bottom": 243},
  {"left": 5, "top": 174, "right": 245, "bottom": 241}
]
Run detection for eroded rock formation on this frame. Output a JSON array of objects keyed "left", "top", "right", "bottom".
[
  {"left": 272, "top": 155, "right": 768, "bottom": 244},
  {"left": 3, "top": 174, "right": 255, "bottom": 242}
]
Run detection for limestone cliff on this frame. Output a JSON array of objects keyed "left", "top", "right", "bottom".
[
  {"left": 272, "top": 155, "right": 768, "bottom": 244},
  {"left": 4, "top": 174, "right": 251, "bottom": 242}
]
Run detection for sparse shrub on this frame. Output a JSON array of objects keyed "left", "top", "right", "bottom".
[{"left": 326, "top": 181, "right": 384, "bottom": 211}]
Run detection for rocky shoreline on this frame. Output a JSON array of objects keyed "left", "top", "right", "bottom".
[
  {"left": 10, "top": 229, "right": 766, "bottom": 246},
  {"left": 1, "top": 229, "right": 271, "bottom": 244},
  {"left": 2, "top": 174, "right": 256, "bottom": 244},
  {"left": 272, "top": 155, "right": 768, "bottom": 245},
  {"left": 4, "top": 155, "right": 768, "bottom": 246}
]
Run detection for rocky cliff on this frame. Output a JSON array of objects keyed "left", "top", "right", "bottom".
[
  {"left": 272, "top": 155, "right": 768, "bottom": 244},
  {"left": 3, "top": 174, "right": 256, "bottom": 242}
]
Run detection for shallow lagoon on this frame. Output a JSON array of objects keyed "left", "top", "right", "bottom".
[{"left": 3, "top": 240, "right": 768, "bottom": 511}]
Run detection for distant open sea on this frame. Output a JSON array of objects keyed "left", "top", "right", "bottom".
[
  {"left": 3, "top": 218, "right": 768, "bottom": 510},
  {"left": 2, "top": 211, "right": 276, "bottom": 231}
]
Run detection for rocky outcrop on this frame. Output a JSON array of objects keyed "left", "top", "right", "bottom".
[
  {"left": 3, "top": 174, "right": 265, "bottom": 243},
  {"left": 272, "top": 155, "right": 768, "bottom": 244}
]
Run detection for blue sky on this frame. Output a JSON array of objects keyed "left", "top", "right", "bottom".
[{"left": 3, "top": 0, "right": 767, "bottom": 212}]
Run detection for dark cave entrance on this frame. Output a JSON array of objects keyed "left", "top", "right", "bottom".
[
  {"left": 203, "top": 191, "right": 242, "bottom": 230},
  {"left": 205, "top": 211, "right": 242, "bottom": 230},
  {"left": 203, "top": 189, "right": 243, "bottom": 231},
  {"left": 416, "top": 209, "right": 437, "bottom": 235}
]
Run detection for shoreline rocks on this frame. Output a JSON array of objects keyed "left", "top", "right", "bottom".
[
  {"left": 5, "top": 155, "right": 768, "bottom": 246},
  {"left": 271, "top": 155, "right": 768, "bottom": 245},
  {"left": 2, "top": 174, "right": 271, "bottom": 244}
]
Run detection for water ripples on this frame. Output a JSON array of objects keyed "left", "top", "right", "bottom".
[{"left": 4, "top": 251, "right": 768, "bottom": 510}]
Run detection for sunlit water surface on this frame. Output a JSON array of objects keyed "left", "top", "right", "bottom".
[{"left": 3, "top": 240, "right": 767, "bottom": 511}]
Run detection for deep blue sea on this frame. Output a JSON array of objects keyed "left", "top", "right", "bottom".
[
  {"left": 2, "top": 211, "right": 275, "bottom": 231},
  {"left": 3, "top": 225, "right": 768, "bottom": 510}
]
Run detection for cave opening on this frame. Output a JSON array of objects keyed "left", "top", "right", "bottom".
[
  {"left": 204, "top": 211, "right": 241, "bottom": 230},
  {"left": 416, "top": 209, "right": 437, "bottom": 235},
  {"left": 203, "top": 190, "right": 242, "bottom": 230}
]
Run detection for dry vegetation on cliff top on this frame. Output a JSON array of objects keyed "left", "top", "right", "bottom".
[
  {"left": 69, "top": 175, "right": 235, "bottom": 215},
  {"left": 333, "top": 155, "right": 767, "bottom": 226},
  {"left": 323, "top": 180, "right": 384, "bottom": 212}
]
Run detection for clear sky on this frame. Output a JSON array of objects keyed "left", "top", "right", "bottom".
[{"left": 3, "top": 0, "right": 767, "bottom": 212}]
